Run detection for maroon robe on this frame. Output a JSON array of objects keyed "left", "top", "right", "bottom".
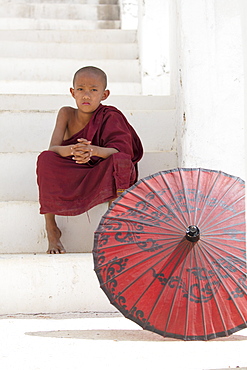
[{"left": 36, "top": 104, "right": 143, "bottom": 216}]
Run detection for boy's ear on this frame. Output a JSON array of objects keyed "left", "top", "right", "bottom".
[
  {"left": 101, "top": 89, "right": 110, "bottom": 101},
  {"left": 70, "top": 87, "right": 75, "bottom": 98}
]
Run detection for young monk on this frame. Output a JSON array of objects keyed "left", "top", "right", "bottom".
[{"left": 36, "top": 66, "right": 143, "bottom": 254}]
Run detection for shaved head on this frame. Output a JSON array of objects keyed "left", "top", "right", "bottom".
[{"left": 73, "top": 66, "right": 107, "bottom": 89}]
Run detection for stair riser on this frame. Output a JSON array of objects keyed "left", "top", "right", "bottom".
[
  {"left": 0, "top": 202, "right": 107, "bottom": 254},
  {"left": 0, "top": 58, "right": 140, "bottom": 82},
  {"left": 0, "top": 152, "right": 178, "bottom": 203},
  {"left": 1, "top": 94, "right": 175, "bottom": 111},
  {"left": 0, "top": 81, "right": 141, "bottom": 95},
  {"left": 0, "top": 253, "right": 113, "bottom": 314},
  {"left": 0, "top": 4, "right": 120, "bottom": 21},
  {"left": 0, "top": 29, "right": 137, "bottom": 43},
  {"left": 0, "top": 41, "right": 138, "bottom": 60},
  {"left": 0, "top": 111, "right": 176, "bottom": 152},
  {"left": 0, "top": 18, "right": 121, "bottom": 30},
  {"left": 0, "top": 0, "right": 118, "bottom": 3}
]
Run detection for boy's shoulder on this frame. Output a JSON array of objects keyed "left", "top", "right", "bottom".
[
  {"left": 100, "top": 104, "right": 124, "bottom": 116},
  {"left": 57, "top": 106, "right": 77, "bottom": 119},
  {"left": 59, "top": 106, "right": 76, "bottom": 114}
]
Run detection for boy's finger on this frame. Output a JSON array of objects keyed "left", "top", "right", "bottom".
[{"left": 77, "top": 138, "right": 91, "bottom": 143}]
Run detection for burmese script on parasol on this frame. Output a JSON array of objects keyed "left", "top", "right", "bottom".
[{"left": 93, "top": 168, "right": 247, "bottom": 340}]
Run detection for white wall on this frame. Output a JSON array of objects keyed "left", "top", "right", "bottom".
[
  {"left": 173, "top": 0, "right": 245, "bottom": 180},
  {"left": 120, "top": 0, "right": 246, "bottom": 180}
]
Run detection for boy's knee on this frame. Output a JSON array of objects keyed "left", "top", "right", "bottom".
[{"left": 38, "top": 150, "right": 57, "bottom": 162}]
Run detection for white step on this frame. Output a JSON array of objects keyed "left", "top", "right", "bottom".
[
  {"left": 0, "top": 18, "right": 121, "bottom": 30},
  {"left": 0, "top": 201, "right": 108, "bottom": 254},
  {"left": 0, "top": 151, "right": 178, "bottom": 203},
  {"left": 0, "top": 29, "right": 137, "bottom": 43},
  {"left": 0, "top": 58, "right": 140, "bottom": 82},
  {"left": 0, "top": 80, "right": 141, "bottom": 95},
  {"left": 0, "top": 0, "right": 118, "bottom": 3},
  {"left": 0, "top": 41, "right": 138, "bottom": 59},
  {"left": 0, "top": 253, "right": 114, "bottom": 314},
  {"left": 1, "top": 94, "right": 175, "bottom": 111},
  {"left": 0, "top": 4, "right": 120, "bottom": 21},
  {"left": 0, "top": 110, "right": 176, "bottom": 152}
]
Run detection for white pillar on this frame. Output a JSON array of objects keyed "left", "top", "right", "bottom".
[
  {"left": 119, "top": 0, "right": 138, "bottom": 29},
  {"left": 240, "top": 0, "right": 247, "bottom": 182},
  {"left": 174, "top": 0, "right": 245, "bottom": 179},
  {"left": 138, "top": 0, "right": 170, "bottom": 95}
]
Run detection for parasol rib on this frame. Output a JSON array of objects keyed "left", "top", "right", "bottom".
[
  {"left": 100, "top": 213, "right": 185, "bottom": 234},
  {"left": 201, "top": 204, "right": 244, "bottom": 232},
  {"left": 178, "top": 168, "right": 193, "bottom": 226},
  {"left": 159, "top": 172, "right": 189, "bottom": 228},
  {"left": 93, "top": 234, "right": 183, "bottom": 256},
  {"left": 199, "top": 240, "right": 246, "bottom": 280},
  {"left": 190, "top": 246, "right": 209, "bottom": 339},
  {"left": 127, "top": 240, "right": 193, "bottom": 330},
  {"left": 197, "top": 243, "right": 246, "bottom": 330},
  {"left": 198, "top": 180, "right": 244, "bottom": 230},
  {"left": 192, "top": 169, "right": 222, "bottom": 227},
  {"left": 193, "top": 167, "right": 203, "bottom": 225},
  {"left": 184, "top": 251, "right": 193, "bottom": 339},
  {"left": 95, "top": 238, "right": 181, "bottom": 277},
  {"left": 161, "top": 243, "right": 194, "bottom": 337},
  {"left": 107, "top": 186, "right": 188, "bottom": 232}
]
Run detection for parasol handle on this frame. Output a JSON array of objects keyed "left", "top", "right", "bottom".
[{"left": 186, "top": 225, "right": 200, "bottom": 242}]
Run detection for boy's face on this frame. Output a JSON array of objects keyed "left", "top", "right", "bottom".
[{"left": 70, "top": 71, "right": 109, "bottom": 113}]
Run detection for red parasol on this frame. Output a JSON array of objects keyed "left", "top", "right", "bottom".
[{"left": 93, "top": 168, "right": 247, "bottom": 340}]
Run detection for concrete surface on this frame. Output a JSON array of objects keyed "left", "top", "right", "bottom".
[
  {"left": 0, "top": 254, "right": 116, "bottom": 313},
  {"left": 0, "top": 312, "right": 246, "bottom": 370}
]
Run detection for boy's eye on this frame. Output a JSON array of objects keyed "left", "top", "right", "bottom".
[{"left": 92, "top": 89, "right": 98, "bottom": 91}]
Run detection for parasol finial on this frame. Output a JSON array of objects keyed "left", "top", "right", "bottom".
[{"left": 186, "top": 225, "right": 200, "bottom": 242}]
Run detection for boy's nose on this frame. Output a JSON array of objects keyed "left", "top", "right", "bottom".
[{"left": 83, "top": 91, "right": 90, "bottom": 98}]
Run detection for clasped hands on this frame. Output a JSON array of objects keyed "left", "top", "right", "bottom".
[{"left": 71, "top": 138, "right": 94, "bottom": 164}]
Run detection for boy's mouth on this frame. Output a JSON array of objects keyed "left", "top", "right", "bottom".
[{"left": 82, "top": 102, "right": 90, "bottom": 105}]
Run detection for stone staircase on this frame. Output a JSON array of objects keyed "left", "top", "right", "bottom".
[{"left": 0, "top": 0, "right": 177, "bottom": 314}]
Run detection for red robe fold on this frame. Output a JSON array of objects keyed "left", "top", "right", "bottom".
[{"left": 36, "top": 104, "right": 143, "bottom": 216}]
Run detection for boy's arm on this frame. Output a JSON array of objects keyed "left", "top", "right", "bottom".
[
  {"left": 48, "top": 107, "right": 73, "bottom": 157},
  {"left": 91, "top": 145, "right": 118, "bottom": 158}
]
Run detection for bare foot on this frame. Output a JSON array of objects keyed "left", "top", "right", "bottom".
[
  {"left": 108, "top": 198, "right": 116, "bottom": 207},
  {"left": 46, "top": 226, "right": 66, "bottom": 254}
]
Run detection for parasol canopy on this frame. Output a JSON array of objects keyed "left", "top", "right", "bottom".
[{"left": 93, "top": 168, "right": 247, "bottom": 340}]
